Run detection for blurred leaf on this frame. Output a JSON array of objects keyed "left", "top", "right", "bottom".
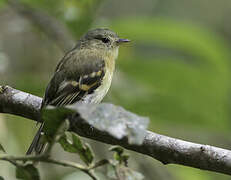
[
  {"left": 20, "top": 0, "right": 104, "bottom": 37},
  {"left": 0, "top": 0, "right": 6, "bottom": 8},
  {"left": 63, "top": 0, "right": 104, "bottom": 37},
  {"left": 109, "top": 146, "right": 124, "bottom": 155},
  {"left": 0, "top": 176, "right": 4, "bottom": 180},
  {"left": 72, "top": 133, "right": 94, "bottom": 165},
  {"left": 59, "top": 133, "right": 78, "bottom": 153},
  {"left": 0, "top": 143, "right": 6, "bottom": 153},
  {"left": 42, "top": 106, "right": 74, "bottom": 142},
  {"left": 109, "top": 146, "right": 129, "bottom": 166},
  {"left": 16, "top": 164, "right": 40, "bottom": 180},
  {"left": 59, "top": 132, "right": 94, "bottom": 165},
  {"left": 111, "top": 17, "right": 231, "bottom": 131}
]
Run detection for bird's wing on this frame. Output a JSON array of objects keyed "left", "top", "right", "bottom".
[
  {"left": 43, "top": 54, "right": 105, "bottom": 107},
  {"left": 28, "top": 50, "right": 106, "bottom": 155}
]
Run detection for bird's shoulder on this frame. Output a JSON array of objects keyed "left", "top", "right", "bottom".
[{"left": 56, "top": 47, "right": 105, "bottom": 74}]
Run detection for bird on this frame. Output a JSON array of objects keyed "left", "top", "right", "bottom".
[{"left": 26, "top": 28, "right": 130, "bottom": 155}]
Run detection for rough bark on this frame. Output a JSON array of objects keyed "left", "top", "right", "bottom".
[{"left": 1, "top": 85, "right": 231, "bottom": 176}]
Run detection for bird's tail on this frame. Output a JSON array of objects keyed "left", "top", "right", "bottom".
[{"left": 26, "top": 123, "right": 46, "bottom": 155}]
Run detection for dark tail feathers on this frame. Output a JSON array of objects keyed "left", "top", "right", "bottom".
[{"left": 26, "top": 123, "right": 46, "bottom": 155}]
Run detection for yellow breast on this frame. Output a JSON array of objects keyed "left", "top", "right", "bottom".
[{"left": 82, "top": 47, "right": 118, "bottom": 104}]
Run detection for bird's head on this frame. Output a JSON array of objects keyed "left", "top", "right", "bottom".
[{"left": 80, "top": 28, "right": 130, "bottom": 58}]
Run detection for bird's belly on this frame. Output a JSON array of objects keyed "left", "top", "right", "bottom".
[{"left": 82, "top": 70, "right": 113, "bottom": 104}]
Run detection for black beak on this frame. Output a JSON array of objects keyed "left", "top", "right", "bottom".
[{"left": 116, "top": 38, "right": 131, "bottom": 44}]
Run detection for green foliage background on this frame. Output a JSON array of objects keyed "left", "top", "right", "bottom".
[{"left": 1, "top": 0, "right": 231, "bottom": 180}]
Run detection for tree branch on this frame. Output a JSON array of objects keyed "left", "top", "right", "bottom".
[
  {"left": 7, "top": 0, "right": 76, "bottom": 52},
  {"left": 1, "top": 85, "right": 231, "bottom": 176}
]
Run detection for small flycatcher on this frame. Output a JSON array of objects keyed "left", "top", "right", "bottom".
[{"left": 27, "top": 28, "right": 130, "bottom": 154}]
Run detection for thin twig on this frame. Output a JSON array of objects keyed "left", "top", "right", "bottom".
[
  {"left": 89, "top": 159, "right": 109, "bottom": 170},
  {"left": 0, "top": 154, "right": 99, "bottom": 180}
]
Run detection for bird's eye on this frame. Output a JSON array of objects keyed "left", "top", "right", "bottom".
[
  {"left": 95, "top": 35, "right": 110, "bottom": 43},
  {"left": 101, "top": 38, "right": 110, "bottom": 43}
]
